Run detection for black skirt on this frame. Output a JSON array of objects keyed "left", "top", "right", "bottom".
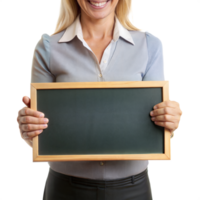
[{"left": 43, "top": 167, "right": 152, "bottom": 200}]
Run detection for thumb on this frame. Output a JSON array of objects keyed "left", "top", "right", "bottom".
[{"left": 22, "top": 96, "right": 31, "bottom": 108}]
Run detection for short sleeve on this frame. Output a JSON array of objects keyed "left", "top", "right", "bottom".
[
  {"left": 31, "top": 34, "right": 55, "bottom": 83},
  {"left": 142, "top": 32, "right": 165, "bottom": 81}
]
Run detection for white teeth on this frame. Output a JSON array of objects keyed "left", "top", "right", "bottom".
[{"left": 90, "top": 1, "right": 107, "bottom": 7}]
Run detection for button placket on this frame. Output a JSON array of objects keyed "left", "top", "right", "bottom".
[{"left": 88, "top": 51, "right": 103, "bottom": 80}]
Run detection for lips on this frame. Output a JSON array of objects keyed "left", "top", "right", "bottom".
[{"left": 88, "top": 0, "right": 110, "bottom": 3}]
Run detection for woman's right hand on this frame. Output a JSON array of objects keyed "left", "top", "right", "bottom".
[{"left": 17, "top": 96, "right": 49, "bottom": 147}]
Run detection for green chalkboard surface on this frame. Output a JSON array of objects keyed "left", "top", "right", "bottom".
[
  {"left": 37, "top": 87, "right": 164, "bottom": 155},
  {"left": 31, "top": 81, "right": 170, "bottom": 161}
]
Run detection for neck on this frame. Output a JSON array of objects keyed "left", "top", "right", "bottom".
[{"left": 80, "top": 12, "right": 115, "bottom": 41}]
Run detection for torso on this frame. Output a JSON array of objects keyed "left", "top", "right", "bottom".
[{"left": 84, "top": 37, "right": 113, "bottom": 64}]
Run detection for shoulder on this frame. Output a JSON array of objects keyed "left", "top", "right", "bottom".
[
  {"left": 49, "top": 29, "right": 66, "bottom": 44},
  {"left": 34, "top": 31, "right": 64, "bottom": 54},
  {"left": 129, "top": 30, "right": 163, "bottom": 45},
  {"left": 35, "top": 33, "right": 49, "bottom": 52},
  {"left": 129, "top": 30, "right": 164, "bottom": 46},
  {"left": 35, "top": 30, "right": 66, "bottom": 51},
  {"left": 145, "top": 31, "right": 163, "bottom": 53}
]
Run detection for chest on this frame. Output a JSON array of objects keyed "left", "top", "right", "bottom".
[{"left": 84, "top": 37, "right": 113, "bottom": 64}]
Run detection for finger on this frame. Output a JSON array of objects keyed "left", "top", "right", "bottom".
[
  {"left": 23, "top": 96, "right": 31, "bottom": 108},
  {"left": 153, "top": 101, "right": 178, "bottom": 109},
  {"left": 151, "top": 114, "right": 179, "bottom": 123},
  {"left": 150, "top": 107, "right": 178, "bottom": 117},
  {"left": 19, "top": 116, "right": 49, "bottom": 124},
  {"left": 21, "top": 124, "right": 48, "bottom": 132},
  {"left": 19, "top": 107, "right": 45, "bottom": 118},
  {"left": 22, "top": 130, "right": 43, "bottom": 139},
  {"left": 154, "top": 121, "right": 178, "bottom": 131}
]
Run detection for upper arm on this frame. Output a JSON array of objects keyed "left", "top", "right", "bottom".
[{"left": 143, "top": 31, "right": 166, "bottom": 81}]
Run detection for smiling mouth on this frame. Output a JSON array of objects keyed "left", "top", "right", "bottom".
[{"left": 88, "top": 0, "right": 111, "bottom": 4}]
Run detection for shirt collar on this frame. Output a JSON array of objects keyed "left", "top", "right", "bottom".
[{"left": 58, "top": 14, "right": 135, "bottom": 45}]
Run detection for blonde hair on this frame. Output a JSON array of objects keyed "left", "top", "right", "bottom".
[{"left": 52, "top": 0, "right": 140, "bottom": 35}]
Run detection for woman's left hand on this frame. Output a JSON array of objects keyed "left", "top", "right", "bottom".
[{"left": 150, "top": 100, "right": 182, "bottom": 136}]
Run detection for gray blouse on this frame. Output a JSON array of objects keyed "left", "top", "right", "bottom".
[{"left": 29, "top": 15, "right": 166, "bottom": 180}]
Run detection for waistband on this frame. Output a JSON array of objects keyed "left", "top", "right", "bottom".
[{"left": 49, "top": 167, "right": 148, "bottom": 188}]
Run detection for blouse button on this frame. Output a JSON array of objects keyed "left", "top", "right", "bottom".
[
  {"left": 100, "top": 161, "right": 104, "bottom": 166},
  {"left": 98, "top": 73, "right": 102, "bottom": 77}
]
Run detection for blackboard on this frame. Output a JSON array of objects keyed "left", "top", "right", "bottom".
[{"left": 31, "top": 81, "right": 170, "bottom": 161}]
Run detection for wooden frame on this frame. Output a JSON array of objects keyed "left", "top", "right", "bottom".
[{"left": 31, "top": 81, "right": 170, "bottom": 162}]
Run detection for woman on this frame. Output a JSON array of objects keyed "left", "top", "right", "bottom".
[{"left": 17, "top": 0, "right": 182, "bottom": 199}]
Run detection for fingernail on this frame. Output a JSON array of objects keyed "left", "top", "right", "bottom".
[
  {"left": 150, "top": 111, "right": 154, "bottom": 116},
  {"left": 40, "top": 113, "right": 44, "bottom": 117},
  {"left": 43, "top": 124, "right": 47, "bottom": 127},
  {"left": 154, "top": 106, "right": 157, "bottom": 109},
  {"left": 151, "top": 117, "right": 155, "bottom": 121},
  {"left": 44, "top": 119, "right": 49, "bottom": 123}
]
